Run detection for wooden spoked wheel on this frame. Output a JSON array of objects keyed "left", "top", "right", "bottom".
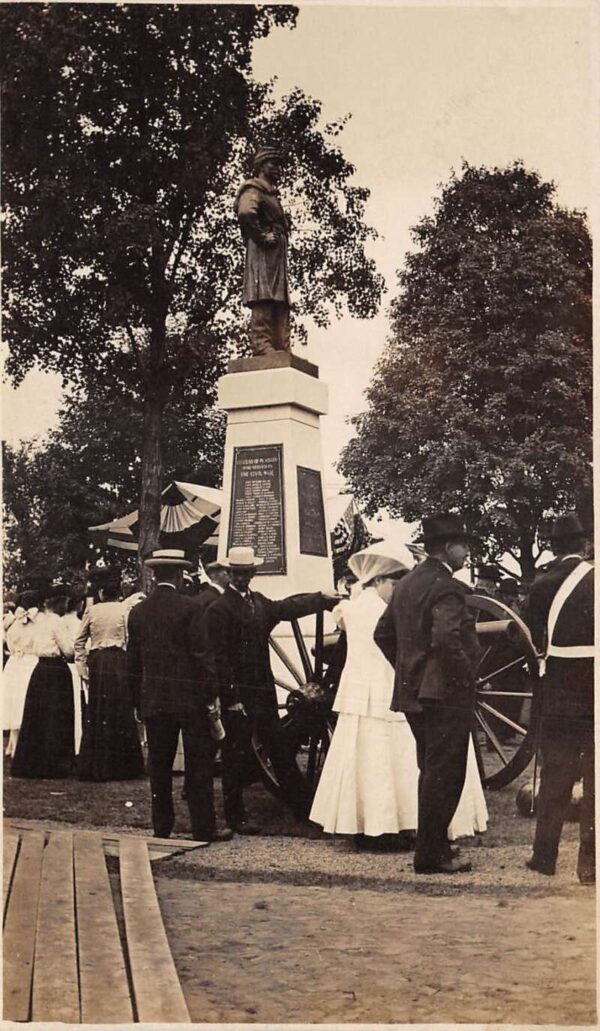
[
  {"left": 252, "top": 595, "right": 541, "bottom": 801},
  {"left": 468, "top": 594, "right": 541, "bottom": 789},
  {"left": 251, "top": 611, "right": 338, "bottom": 800}
]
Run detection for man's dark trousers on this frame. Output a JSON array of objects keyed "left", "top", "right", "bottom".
[
  {"left": 532, "top": 715, "right": 595, "bottom": 877},
  {"left": 221, "top": 694, "right": 312, "bottom": 827},
  {"left": 407, "top": 703, "right": 473, "bottom": 869},
  {"left": 145, "top": 712, "right": 216, "bottom": 840}
]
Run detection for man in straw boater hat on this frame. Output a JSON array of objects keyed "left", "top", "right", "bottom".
[
  {"left": 234, "top": 145, "right": 291, "bottom": 356},
  {"left": 206, "top": 547, "right": 339, "bottom": 833},
  {"left": 375, "top": 513, "right": 480, "bottom": 874},
  {"left": 127, "top": 549, "right": 231, "bottom": 843},
  {"left": 525, "top": 513, "right": 594, "bottom": 883}
]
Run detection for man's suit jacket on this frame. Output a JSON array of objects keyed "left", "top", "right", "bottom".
[
  {"left": 374, "top": 557, "right": 480, "bottom": 713},
  {"left": 527, "top": 556, "right": 594, "bottom": 718},
  {"left": 188, "top": 585, "right": 221, "bottom": 698},
  {"left": 127, "top": 584, "right": 208, "bottom": 720},
  {"left": 206, "top": 586, "right": 333, "bottom": 711}
]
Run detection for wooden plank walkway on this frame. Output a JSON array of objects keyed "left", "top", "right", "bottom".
[
  {"left": 120, "top": 837, "right": 191, "bottom": 1023},
  {"left": 3, "top": 830, "right": 45, "bottom": 1021},
  {"left": 3, "top": 824, "right": 191, "bottom": 1023},
  {"left": 74, "top": 833, "right": 133, "bottom": 1024}
]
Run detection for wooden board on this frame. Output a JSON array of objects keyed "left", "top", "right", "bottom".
[
  {"left": 3, "top": 831, "right": 19, "bottom": 924},
  {"left": 74, "top": 832, "right": 134, "bottom": 1024},
  {"left": 3, "top": 830, "right": 45, "bottom": 1022},
  {"left": 31, "top": 831, "right": 80, "bottom": 1023},
  {"left": 8, "top": 822, "right": 209, "bottom": 852},
  {"left": 120, "top": 837, "right": 190, "bottom": 1023}
]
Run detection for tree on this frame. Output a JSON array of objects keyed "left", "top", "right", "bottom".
[
  {"left": 339, "top": 162, "right": 592, "bottom": 580},
  {"left": 2, "top": 4, "right": 383, "bottom": 563},
  {"left": 2, "top": 376, "right": 226, "bottom": 590}
]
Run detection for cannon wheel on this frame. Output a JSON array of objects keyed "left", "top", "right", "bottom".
[
  {"left": 252, "top": 596, "right": 541, "bottom": 800},
  {"left": 251, "top": 610, "right": 337, "bottom": 800},
  {"left": 468, "top": 594, "right": 540, "bottom": 789}
]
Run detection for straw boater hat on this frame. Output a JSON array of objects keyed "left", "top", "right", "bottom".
[
  {"left": 144, "top": 548, "right": 194, "bottom": 570},
  {"left": 222, "top": 546, "right": 264, "bottom": 569}
]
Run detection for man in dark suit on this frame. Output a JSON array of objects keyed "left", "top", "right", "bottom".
[
  {"left": 206, "top": 546, "right": 338, "bottom": 832},
  {"left": 374, "top": 514, "right": 480, "bottom": 874},
  {"left": 127, "top": 548, "right": 231, "bottom": 843},
  {"left": 526, "top": 514, "right": 594, "bottom": 883}
]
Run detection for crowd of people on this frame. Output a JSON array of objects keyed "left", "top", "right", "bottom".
[{"left": 2, "top": 510, "right": 594, "bottom": 882}]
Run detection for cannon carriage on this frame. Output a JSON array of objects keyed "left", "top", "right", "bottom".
[{"left": 250, "top": 594, "right": 540, "bottom": 800}]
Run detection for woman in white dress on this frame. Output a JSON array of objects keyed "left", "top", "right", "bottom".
[
  {"left": 310, "top": 543, "right": 488, "bottom": 849},
  {"left": 3, "top": 591, "right": 41, "bottom": 757}
]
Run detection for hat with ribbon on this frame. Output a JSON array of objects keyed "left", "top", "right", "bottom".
[
  {"left": 417, "top": 513, "right": 471, "bottom": 547},
  {"left": 144, "top": 548, "right": 194, "bottom": 570},
  {"left": 222, "top": 546, "right": 264, "bottom": 569},
  {"left": 550, "top": 513, "right": 587, "bottom": 543}
]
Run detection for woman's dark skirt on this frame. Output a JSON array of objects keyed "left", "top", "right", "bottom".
[
  {"left": 12, "top": 657, "right": 75, "bottom": 778},
  {"left": 78, "top": 647, "right": 145, "bottom": 781}
]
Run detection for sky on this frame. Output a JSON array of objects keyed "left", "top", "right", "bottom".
[{"left": 2, "top": 1, "right": 594, "bottom": 548}]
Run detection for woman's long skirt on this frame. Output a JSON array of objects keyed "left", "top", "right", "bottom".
[
  {"left": 310, "top": 712, "right": 488, "bottom": 838},
  {"left": 77, "top": 647, "right": 145, "bottom": 781},
  {"left": 3, "top": 654, "right": 38, "bottom": 732},
  {"left": 11, "top": 657, "right": 75, "bottom": 778}
]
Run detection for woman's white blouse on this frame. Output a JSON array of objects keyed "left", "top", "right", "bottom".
[
  {"left": 332, "top": 588, "right": 406, "bottom": 721},
  {"left": 5, "top": 610, "right": 40, "bottom": 656},
  {"left": 32, "top": 611, "right": 76, "bottom": 661},
  {"left": 74, "top": 601, "right": 128, "bottom": 678}
]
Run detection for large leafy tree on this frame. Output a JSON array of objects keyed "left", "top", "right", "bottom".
[
  {"left": 339, "top": 162, "right": 592, "bottom": 580},
  {"left": 2, "top": 379, "right": 226, "bottom": 589},
  {"left": 2, "top": 4, "right": 383, "bottom": 561}
]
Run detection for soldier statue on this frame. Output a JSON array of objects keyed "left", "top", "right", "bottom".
[{"left": 234, "top": 146, "right": 291, "bottom": 356}]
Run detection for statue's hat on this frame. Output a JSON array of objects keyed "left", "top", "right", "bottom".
[{"left": 253, "top": 146, "right": 282, "bottom": 168}]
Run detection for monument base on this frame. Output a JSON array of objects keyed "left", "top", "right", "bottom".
[
  {"left": 217, "top": 362, "right": 333, "bottom": 600},
  {"left": 227, "top": 352, "right": 319, "bottom": 379}
]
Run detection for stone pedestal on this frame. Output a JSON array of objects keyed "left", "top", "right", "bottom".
[{"left": 217, "top": 355, "right": 334, "bottom": 601}]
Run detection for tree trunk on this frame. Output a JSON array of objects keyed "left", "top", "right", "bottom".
[
  {"left": 138, "top": 391, "right": 165, "bottom": 587},
  {"left": 518, "top": 537, "right": 537, "bottom": 584}
]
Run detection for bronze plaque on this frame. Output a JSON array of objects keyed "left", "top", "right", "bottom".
[
  {"left": 297, "top": 466, "right": 328, "bottom": 557},
  {"left": 227, "top": 445, "right": 286, "bottom": 575}
]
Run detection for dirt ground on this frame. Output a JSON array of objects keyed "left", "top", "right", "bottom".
[
  {"left": 4, "top": 760, "right": 596, "bottom": 1024},
  {"left": 158, "top": 878, "right": 595, "bottom": 1025}
]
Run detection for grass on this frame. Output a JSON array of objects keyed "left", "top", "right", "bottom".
[{"left": 4, "top": 745, "right": 578, "bottom": 848}]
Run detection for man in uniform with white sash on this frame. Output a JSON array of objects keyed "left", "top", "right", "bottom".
[{"left": 526, "top": 514, "right": 594, "bottom": 883}]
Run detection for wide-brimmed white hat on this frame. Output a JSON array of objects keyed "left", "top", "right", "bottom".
[
  {"left": 348, "top": 540, "right": 413, "bottom": 586},
  {"left": 222, "top": 546, "right": 264, "bottom": 568},
  {"left": 144, "top": 548, "right": 194, "bottom": 570}
]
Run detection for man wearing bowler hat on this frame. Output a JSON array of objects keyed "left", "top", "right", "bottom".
[
  {"left": 375, "top": 513, "right": 480, "bottom": 873},
  {"left": 127, "top": 549, "right": 230, "bottom": 843},
  {"left": 525, "top": 514, "right": 594, "bottom": 883},
  {"left": 206, "top": 546, "right": 338, "bottom": 832}
]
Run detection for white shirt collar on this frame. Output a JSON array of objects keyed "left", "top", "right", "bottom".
[
  {"left": 229, "top": 582, "right": 249, "bottom": 597},
  {"left": 209, "top": 580, "right": 225, "bottom": 595},
  {"left": 156, "top": 582, "right": 177, "bottom": 590},
  {"left": 560, "top": 553, "right": 585, "bottom": 562}
]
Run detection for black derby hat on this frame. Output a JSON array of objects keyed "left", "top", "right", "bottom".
[
  {"left": 417, "top": 513, "right": 471, "bottom": 546},
  {"left": 477, "top": 564, "right": 502, "bottom": 582},
  {"left": 550, "top": 513, "right": 586, "bottom": 543}
]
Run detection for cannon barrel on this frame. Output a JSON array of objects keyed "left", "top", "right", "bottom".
[{"left": 475, "top": 618, "right": 520, "bottom": 642}]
